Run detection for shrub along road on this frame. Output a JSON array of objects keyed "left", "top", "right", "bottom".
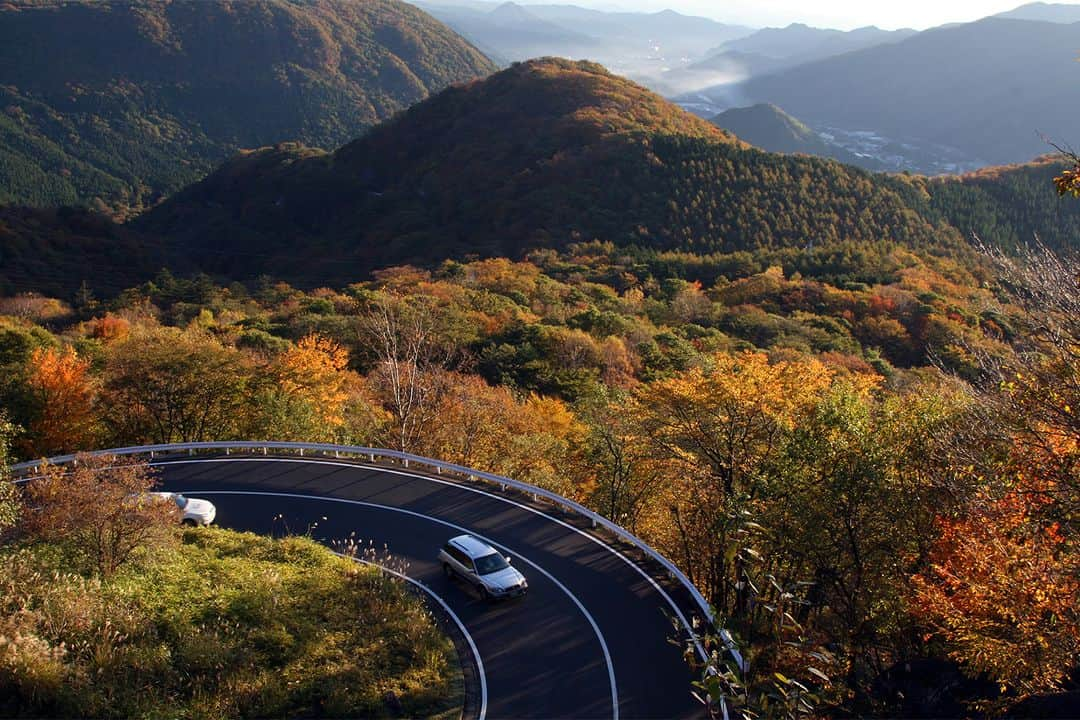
[{"left": 155, "top": 455, "right": 704, "bottom": 720}]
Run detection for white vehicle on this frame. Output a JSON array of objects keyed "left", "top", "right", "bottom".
[
  {"left": 151, "top": 492, "right": 216, "bottom": 526},
  {"left": 438, "top": 534, "right": 528, "bottom": 600}
]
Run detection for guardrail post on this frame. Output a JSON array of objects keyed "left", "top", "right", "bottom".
[
  {"left": 149, "top": 450, "right": 155, "bottom": 459},
  {"left": 334, "top": 451, "right": 340, "bottom": 458},
  {"left": 225, "top": 448, "right": 230, "bottom": 456},
  {"left": 436, "top": 466, "right": 441, "bottom": 475},
  {"left": 299, "top": 448, "right": 304, "bottom": 457},
  {"left": 262, "top": 447, "right": 267, "bottom": 455},
  {"left": 370, "top": 453, "right": 376, "bottom": 463},
  {"left": 403, "top": 458, "right": 409, "bottom": 468}
]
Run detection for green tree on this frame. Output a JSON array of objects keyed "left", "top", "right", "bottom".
[{"left": 101, "top": 327, "right": 253, "bottom": 444}]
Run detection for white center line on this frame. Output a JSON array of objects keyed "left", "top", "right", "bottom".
[{"left": 184, "top": 488, "right": 620, "bottom": 720}]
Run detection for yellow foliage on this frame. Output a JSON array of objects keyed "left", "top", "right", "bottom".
[{"left": 278, "top": 334, "right": 352, "bottom": 427}]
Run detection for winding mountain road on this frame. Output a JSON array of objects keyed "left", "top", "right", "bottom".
[{"left": 153, "top": 455, "right": 705, "bottom": 719}]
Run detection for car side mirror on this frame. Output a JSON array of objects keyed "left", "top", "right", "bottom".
[{"left": 505, "top": 556, "right": 512, "bottom": 564}]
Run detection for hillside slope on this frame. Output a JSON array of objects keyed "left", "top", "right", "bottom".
[
  {"left": 0, "top": 0, "right": 495, "bottom": 214},
  {"left": 133, "top": 58, "right": 980, "bottom": 285}
]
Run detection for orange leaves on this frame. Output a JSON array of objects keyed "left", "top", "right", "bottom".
[
  {"left": 26, "top": 346, "right": 96, "bottom": 455},
  {"left": 278, "top": 333, "right": 353, "bottom": 428},
  {"left": 911, "top": 485, "right": 1079, "bottom": 700},
  {"left": 84, "top": 314, "right": 131, "bottom": 343},
  {"left": 634, "top": 351, "right": 835, "bottom": 483}
]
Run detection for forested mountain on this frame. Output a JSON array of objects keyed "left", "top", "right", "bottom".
[
  {"left": 920, "top": 157, "right": 1080, "bottom": 251},
  {"left": 133, "top": 58, "right": 986, "bottom": 285},
  {"left": 0, "top": 207, "right": 174, "bottom": 299},
  {"left": 3, "top": 58, "right": 1076, "bottom": 297},
  {"left": 0, "top": 0, "right": 495, "bottom": 215},
  {"left": 710, "top": 103, "right": 882, "bottom": 170},
  {"left": 738, "top": 17, "right": 1080, "bottom": 168}
]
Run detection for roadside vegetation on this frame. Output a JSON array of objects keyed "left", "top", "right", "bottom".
[
  {"left": 0, "top": 233, "right": 1075, "bottom": 716},
  {"left": 0, "top": 449, "right": 462, "bottom": 719}
]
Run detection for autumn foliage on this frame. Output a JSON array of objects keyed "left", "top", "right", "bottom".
[
  {"left": 912, "top": 483, "right": 1079, "bottom": 701},
  {"left": 19, "top": 455, "right": 177, "bottom": 577},
  {"left": 278, "top": 333, "right": 353, "bottom": 428},
  {"left": 25, "top": 346, "right": 96, "bottom": 456}
]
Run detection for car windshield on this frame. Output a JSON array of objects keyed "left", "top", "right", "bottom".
[
  {"left": 474, "top": 552, "right": 509, "bottom": 575},
  {"left": 173, "top": 494, "right": 189, "bottom": 510}
]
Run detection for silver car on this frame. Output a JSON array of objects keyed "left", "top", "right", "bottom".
[{"left": 438, "top": 534, "right": 528, "bottom": 600}]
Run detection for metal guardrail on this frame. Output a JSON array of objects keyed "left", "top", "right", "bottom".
[{"left": 10, "top": 441, "right": 742, "bottom": 670}]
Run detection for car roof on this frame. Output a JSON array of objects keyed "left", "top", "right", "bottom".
[{"left": 449, "top": 534, "right": 497, "bottom": 558}]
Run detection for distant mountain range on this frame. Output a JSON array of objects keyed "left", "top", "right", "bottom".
[
  {"left": 655, "top": 23, "right": 914, "bottom": 99},
  {"left": 0, "top": 0, "right": 494, "bottom": 214},
  {"left": 411, "top": 2, "right": 595, "bottom": 65},
  {"left": 413, "top": 1, "right": 752, "bottom": 77},
  {"left": 713, "top": 23, "right": 917, "bottom": 61},
  {"left": 397, "top": 1, "right": 1080, "bottom": 176},
  {"left": 737, "top": 17, "right": 1080, "bottom": 170}
]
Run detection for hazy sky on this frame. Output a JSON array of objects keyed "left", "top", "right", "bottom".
[{"left": 538, "top": 0, "right": 1076, "bottom": 30}]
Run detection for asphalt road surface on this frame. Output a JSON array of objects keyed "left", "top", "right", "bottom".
[{"left": 155, "top": 456, "right": 705, "bottom": 720}]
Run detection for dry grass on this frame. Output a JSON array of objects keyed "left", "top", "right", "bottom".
[{"left": 0, "top": 528, "right": 463, "bottom": 718}]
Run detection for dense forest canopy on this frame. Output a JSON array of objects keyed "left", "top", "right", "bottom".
[{"left": 0, "top": 0, "right": 495, "bottom": 214}]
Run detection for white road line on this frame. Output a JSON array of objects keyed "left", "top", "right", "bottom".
[
  {"left": 341, "top": 554, "right": 488, "bottom": 720},
  {"left": 162, "top": 456, "right": 708, "bottom": 661},
  {"left": 184, "top": 489, "right": 620, "bottom": 720}
]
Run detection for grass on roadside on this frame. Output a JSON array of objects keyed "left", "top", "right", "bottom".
[{"left": 0, "top": 527, "right": 463, "bottom": 719}]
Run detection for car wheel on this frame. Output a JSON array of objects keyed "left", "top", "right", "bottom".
[
  {"left": 181, "top": 518, "right": 197, "bottom": 527},
  {"left": 443, "top": 563, "right": 454, "bottom": 578},
  {"left": 479, "top": 585, "right": 491, "bottom": 601}
]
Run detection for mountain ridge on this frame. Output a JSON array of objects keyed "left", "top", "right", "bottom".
[
  {"left": 0, "top": 0, "right": 495, "bottom": 214},
  {"left": 132, "top": 58, "right": 973, "bottom": 285}
]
